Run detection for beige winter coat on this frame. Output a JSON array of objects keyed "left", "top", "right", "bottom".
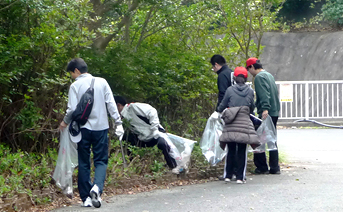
[{"left": 219, "top": 106, "right": 261, "bottom": 150}]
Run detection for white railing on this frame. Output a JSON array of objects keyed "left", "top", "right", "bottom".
[{"left": 276, "top": 80, "right": 343, "bottom": 120}]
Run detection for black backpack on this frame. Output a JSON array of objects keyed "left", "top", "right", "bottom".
[{"left": 71, "top": 78, "right": 95, "bottom": 125}]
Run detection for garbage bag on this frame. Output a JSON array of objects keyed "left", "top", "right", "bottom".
[
  {"left": 248, "top": 115, "right": 277, "bottom": 153},
  {"left": 200, "top": 115, "right": 227, "bottom": 166},
  {"left": 160, "top": 133, "right": 197, "bottom": 171},
  {"left": 52, "top": 126, "right": 78, "bottom": 198}
]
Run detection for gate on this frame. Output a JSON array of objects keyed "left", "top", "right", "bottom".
[{"left": 276, "top": 80, "right": 343, "bottom": 121}]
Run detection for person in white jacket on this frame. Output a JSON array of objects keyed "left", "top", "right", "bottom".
[
  {"left": 59, "top": 58, "right": 124, "bottom": 208},
  {"left": 114, "top": 96, "right": 181, "bottom": 174}
]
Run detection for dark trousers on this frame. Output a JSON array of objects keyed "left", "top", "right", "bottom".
[
  {"left": 124, "top": 132, "right": 177, "bottom": 169},
  {"left": 253, "top": 116, "right": 280, "bottom": 172},
  {"left": 224, "top": 142, "right": 247, "bottom": 181},
  {"left": 78, "top": 128, "right": 108, "bottom": 202}
]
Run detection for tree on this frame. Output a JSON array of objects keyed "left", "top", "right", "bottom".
[
  {"left": 321, "top": 0, "right": 343, "bottom": 27},
  {"left": 0, "top": 0, "right": 91, "bottom": 151},
  {"left": 0, "top": 0, "right": 285, "bottom": 151},
  {"left": 205, "top": 0, "right": 284, "bottom": 62}
]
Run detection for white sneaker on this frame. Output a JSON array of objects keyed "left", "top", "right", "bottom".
[
  {"left": 224, "top": 178, "right": 231, "bottom": 183},
  {"left": 90, "top": 184, "right": 102, "bottom": 208},
  {"left": 236, "top": 180, "right": 246, "bottom": 184},
  {"left": 171, "top": 167, "right": 180, "bottom": 174},
  {"left": 81, "top": 197, "right": 92, "bottom": 207}
]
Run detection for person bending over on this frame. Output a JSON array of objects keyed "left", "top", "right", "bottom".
[{"left": 114, "top": 96, "right": 182, "bottom": 174}]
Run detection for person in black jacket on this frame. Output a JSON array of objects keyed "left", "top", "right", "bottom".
[
  {"left": 210, "top": 54, "right": 234, "bottom": 181},
  {"left": 217, "top": 67, "right": 255, "bottom": 184},
  {"left": 210, "top": 55, "right": 234, "bottom": 111}
]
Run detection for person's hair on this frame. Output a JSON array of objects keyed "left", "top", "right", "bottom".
[
  {"left": 252, "top": 59, "right": 263, "bottom": 69},
  {"left": 210, "top": 55, "right": 226, "bottom": 66},
  {"left": 234, "top": 75, "right": 247, "bottom": 84},
  {"left": 66, "top": 58, "right": 88, "bottom": 73},
  {"left": 114, "top": 96, "right": 127, "bottom": 106}
]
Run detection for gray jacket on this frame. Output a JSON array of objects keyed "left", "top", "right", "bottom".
[
  {"left": 219, "top": 106, "right": 260, "bottom": 149},
  {"left": 217, "top": 83, "right": 255, "bottom": 113}
]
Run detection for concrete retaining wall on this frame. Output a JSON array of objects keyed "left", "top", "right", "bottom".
[{"left": 260, "top": 31, "right": 343, "bottom": 81}]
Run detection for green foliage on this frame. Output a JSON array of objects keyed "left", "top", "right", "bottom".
[
  {"left": 0, "top": 0, "right": 91, "bottom": 152},
  {"left": 0, "top": 144, "right": 56, "bottom": 202},
  {"left": 0, "top": 1, "right": 285, "bottom": 208},
  {"left": 150, "top": 160, "right": 165, "bottom": 173},
  {"left": 0, "top": 0, "right": 285, "bottom": 151},
  {"left": 189, "top": 142, "right": 208, "bottom": 168},
  {"left": 321, "top": 0, "right": 343, "bottom": 27},
  {"left": 278, "top": 0, "right": 324, "bottom": 23}
]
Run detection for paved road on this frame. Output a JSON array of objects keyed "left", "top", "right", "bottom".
[{"left": 53, "top": 129, "right": 343, "bottom": 212}]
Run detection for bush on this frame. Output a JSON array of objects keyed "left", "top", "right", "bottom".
[
  {"left": 321, "top": 0, "right": 343, "bottom": 27},
  {"left": 0, "top": 144, "right": 56, "bottom": 203}
]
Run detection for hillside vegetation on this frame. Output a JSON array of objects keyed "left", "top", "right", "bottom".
[{"left": 0, "top": 0, "right": 342, "bottom": 211}]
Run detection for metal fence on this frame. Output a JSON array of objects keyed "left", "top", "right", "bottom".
[{"left": 276, "top": 80, "right": 343, "bottom": 120}]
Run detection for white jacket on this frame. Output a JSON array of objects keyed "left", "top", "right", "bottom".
[
  {"left": 63, "top": 73, "right": 122, "bottom": 130},
  {"left": 120, "top": 103, "right": 162, "bottom": 141}
]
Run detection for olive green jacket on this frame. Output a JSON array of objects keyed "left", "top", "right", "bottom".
[{"left": 254, "top": 70, "right": 280, "bottom": 117}]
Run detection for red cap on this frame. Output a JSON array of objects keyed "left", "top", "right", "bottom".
[
  {"left": 234, "top": 67, "right": 248, "bottom": 78},
  {"left": 246, "top": 57, "right": 258, "bottom": 68}
]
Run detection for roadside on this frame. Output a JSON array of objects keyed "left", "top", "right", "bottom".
[
  {"left": 52, "top": 128, "right": 343, "bottom": 212},
  {"left": 27, "top": 123, "right": 301, "bottom": 211},
  {"left": 12, "top": 120, "right": 336, "bottom": 212}
]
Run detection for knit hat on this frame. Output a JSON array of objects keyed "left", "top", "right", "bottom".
[{"left": 234, "top": 67, "right": 248, "bottom": 78}]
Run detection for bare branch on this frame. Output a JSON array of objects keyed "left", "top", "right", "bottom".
[
  {"left": 135, "top": 6, "right": 155, "bottom": 50},
  {"left": 0, "top": 0, "right": 20, "bottom": 12},
  {"left": 92, "top": 0, "right": 140, "bottom": 51},
  {"left": 142, "top": 6, "right": 207, "bottom": 43}
]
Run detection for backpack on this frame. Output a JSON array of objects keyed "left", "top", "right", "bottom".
[{"left": 71, "top": 78, "right": 95, "bottom": 125}]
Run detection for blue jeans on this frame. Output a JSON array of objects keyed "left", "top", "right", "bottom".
[{"left": 78, "top": 128, "right": 108, "bottom": 202}]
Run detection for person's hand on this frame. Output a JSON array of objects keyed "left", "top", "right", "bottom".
[
  {"left": 115, "top": 124, "right": 124, "bottom": 141},
  {"left": 59, "top": 121, "right": 67, "bottom": 131},
  {"left": 210, "top": 111, "right": 220, "bottom": 119},
  {"left": 262, "top": 110, "right": 269, "bottom": 120}
]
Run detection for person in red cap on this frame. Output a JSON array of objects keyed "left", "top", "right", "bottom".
[
  {"left": 246, "top": 57, "right": 281, "bottom": 175},
  {"left": 217, "top": 67, "right": 258, "bottom": 184}
]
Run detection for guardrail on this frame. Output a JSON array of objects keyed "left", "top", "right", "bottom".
[{"left": 276, "top": 80, "right": 343, "bottom": 120}]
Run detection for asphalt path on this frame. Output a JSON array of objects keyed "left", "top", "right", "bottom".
[{"left": 53, "top": 129, "right": 343, "bottom": 212}]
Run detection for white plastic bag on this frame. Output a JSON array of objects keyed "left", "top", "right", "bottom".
[
  {"left": 52, "top": 126, "right": 78, "bottom": 198},
  {"left": 249, "top": 115, "right": 277, "bottom": 152},
  {"left": 200, "top": 115, "right": 227, "bottom": 166},
  {"left": 167, "top": 133, "right": 196, "bottom": 170},
  {"left": 160, "top": 133, "right": 197, "bottom": 171}
]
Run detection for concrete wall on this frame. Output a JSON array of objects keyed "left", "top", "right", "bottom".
[{"left": 259, "top": 31, "right": 343, "bottom": 81}]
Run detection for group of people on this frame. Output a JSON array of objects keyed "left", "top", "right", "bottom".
[
  {"left": 210, "top": 54, "right": 281, "bottom": 185},
  {"left": 58, "top": 58, "right": 185, "bottom": 208},
  {"left": 58, "top": 54, "right": 281, "bottom": 208}
]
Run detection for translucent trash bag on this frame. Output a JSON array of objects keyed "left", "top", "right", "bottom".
[
  {"left": 167, "top": 133, "right": 197, "bottom": 171},
  {"left": 161, "top": 133, "right": 197, "bottom": 171},
  {"left": 200, "top": 116, "right": 227, "bottom": 166},
  {"left": 249, "top": 115, "right": 277, "bottom": 153},
  {"left": 52, "top": 126, "right": 78, "bottom": 198}
]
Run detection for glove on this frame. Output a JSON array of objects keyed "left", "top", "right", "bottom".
[
  {"left": 210, "top": 111, "right": 220, "bottom": 119},
  {"left": 114, "top": 124, "right": 124, "bottom": 141}
]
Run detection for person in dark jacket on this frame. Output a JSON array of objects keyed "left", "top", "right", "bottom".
[
  {"left": 246, "top": 57, "right": 281, "bottom": 175},
  {"left": 210, "top": 54, "right": 235, "bottom": 181},
  {"left": 210, "top": 54, "right": 234, "bottom": 111},
  {"left": 217, "top": 67, "right": 257, "bottom": 184}
]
